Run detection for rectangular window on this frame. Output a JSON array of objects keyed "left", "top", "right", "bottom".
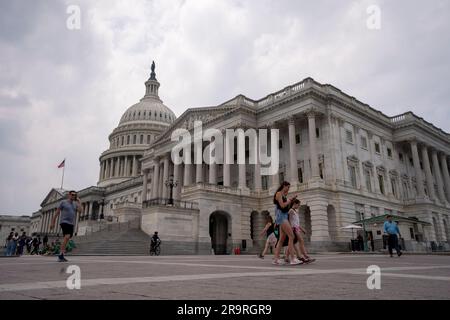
[
  {"left": 295, "top": 134, "right": 301, "bottom": 144},
  {"left": 375, "top": 143, "right": 381, "bottom": 154},
  {"left": 387, "top": 148, "right": 392, "bottom": 158},
  {"left": 349, "top": 165, "right": 357, "bottom": 188},
  {"left": 399, "top": 153, "right": 404, "bottom": 162},
  {"left": 365, "top": 170, "right": 372, "bottom": 192},
  {"left": 279, "top": 139, "right": 283, "bottom": 149},
  {"left": 409, "top": 228, "right": 414, "bottom": 240},
  {"left": 378, "top": 175, "right": 385, "bottom": 195},
  {"left": 147, "top": 135, "right": 150, "bottom": 144},
  {"left": 316, "top": 128, "right": 320, "bottom": 138},
  {"left": 346, "top": 130, "right": 353, "bottom": 143},
  {"left": 127, "top": 136, "right": 130, "bottom": 144},
  {"left": 298, "top": 168, "right": 303, "bottom": 183},
  {"left": 391, "top": 179, "right": 397, "bottom": 198},
  {"left": 361, "top": 136, "right": 368, "bottom": 149}
]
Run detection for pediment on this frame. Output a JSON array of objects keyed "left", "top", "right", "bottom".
[{"left": 40, "top": 188, "right": 66, "bottom": 207}]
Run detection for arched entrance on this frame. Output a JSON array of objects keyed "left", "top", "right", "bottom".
[{"left": 209, "top": 211, "right": 230, "bottom": 255}]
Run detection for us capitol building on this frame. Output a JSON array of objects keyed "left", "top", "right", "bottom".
[{"left": 30, "top": 63, "right": 450, "bottom": 254}]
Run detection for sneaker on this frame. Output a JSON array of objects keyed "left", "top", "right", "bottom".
[
  {"left": 289, "top": 258, "right": 302, "bottom": 265},
  {"left": 272, "top": 258, "right": 285, "bottom": 265},
  {"left": 258, "top": 254, "right": 264, "bottom": 259},
  {"left": 57, "top": 254, "right": 68, "bottom": 262},
  {"left": 397, "top": 251, "right": 402, "bottom": 257}
]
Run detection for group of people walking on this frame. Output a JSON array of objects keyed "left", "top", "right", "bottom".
[
  {"left": 259, "top": 181, "right": 315, "bottom": 265},
  {"left": 258, "top": 180, "right": 403, "bottom": 264},
  {"left": 4, "top": 233, "right": 46, "bottom": 256}
]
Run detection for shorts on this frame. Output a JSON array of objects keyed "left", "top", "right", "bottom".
[
  {"left": 275, "top": 207, "right": 288, "bottom": 225},
  {"left": 267, "top": 233, "right": 277, "bottom": 246},
  {"left": 292, "top": 226, "right": 301, "bottom": 234},
  {"left": 60, "top": 223, "right": 74, "bottom": 237}
]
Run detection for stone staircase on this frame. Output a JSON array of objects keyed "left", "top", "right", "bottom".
[{"left": 71, "top": 226, "right": 151, "bottom": 256}]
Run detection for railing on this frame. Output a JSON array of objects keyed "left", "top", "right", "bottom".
[
  {"left": 183, "top": 183, "right": 253, "bottom": 196},
  {"left": 390, "top": 112, "right": 413, "bottom": 124},
  {"left": 257, "top": 79, "right": 308, "bottom": 107},
  {"left": 115, "top": 201, "right": 142, "bottom": 209},
  {"left": 143, "top": 198, "right": 199, "bottom": 210},
  {"left": 81, "top": 217, "right": 141, "bottom": 237}
]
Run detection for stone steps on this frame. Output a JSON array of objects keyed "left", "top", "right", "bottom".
[{"left": 71, "top": 228, "right": 151, "bottom": 255}]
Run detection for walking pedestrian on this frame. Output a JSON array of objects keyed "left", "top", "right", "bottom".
[{"left": 383, "top": 215, "right": 402, "bottom": 257}]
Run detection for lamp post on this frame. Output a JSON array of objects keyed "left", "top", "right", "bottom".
[{"left": 165, "top": 174, "right": 178, "bottom": 205}]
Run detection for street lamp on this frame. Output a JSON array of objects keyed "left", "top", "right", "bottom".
[{"left": 165, "top": 174, "right": 178, "bottom": 205}]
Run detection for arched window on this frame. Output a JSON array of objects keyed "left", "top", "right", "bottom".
[
  {"left": 133, "top": 135, "right": 137, "bottom": 144},
  {"left": 147, "top": 135, "right": 150, "bottom": 144},
  {"left": 140, "top": 135, "right": 143, "bottom": 144},
  {"left": 127, "top": 135, "right": 130, "bottom": 144},
  {"left": 121, "top": 136, "right": 124, "bottom": 146}
]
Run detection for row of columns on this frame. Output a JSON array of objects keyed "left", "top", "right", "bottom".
[
  {"left": 141, "top": 112, "right": 322, "bottom": 201},
  {"left": 410, "top": 140, "right": 450, "bottom": 204},
  {"left": 100, "top": 155, "right": 139, "bottom": 181}
]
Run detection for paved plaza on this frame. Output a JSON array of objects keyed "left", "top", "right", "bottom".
[{"left": 0, "top": 254, "right": 449, "bottom": 300}]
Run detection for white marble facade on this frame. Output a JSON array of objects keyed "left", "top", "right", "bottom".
[{"left": 34, "top": 65, "right": 450, "bottom": 254}]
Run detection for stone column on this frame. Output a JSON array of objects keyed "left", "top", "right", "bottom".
[
  {"left": 440, "top": 154, "right": 450, "bottom": 202},
  {"left": 209, "top": 162, "right": 217, "bottom": 185},
  {"left": 309, "top": 198, "right": 330, "bottom": 242},
  {"left": 196, "top": 163, "right": 203, "bottom": 184},
  {"left": 88, "top": 202, "right": 93, "bottom": 220},
  {"left": 184, "top": 162, "right": 192, "bottom": 187},
  {"left": 132, "top": 156, "right": 137, "bottom": 177},
  {"left": 307, "top": 110, "right": 320, "bottom": 179},
  {"left": 158, "top": 161, "right": 164, "bottom": 198},
  {"left": 99, "top": 161, "right": 104, "bottom": 181},
  {"left": 421, "top": 145, "right": 435, "bottom": 200},
  {"left": 152, "top": 160, "right": 160, "bottom": 199},
  {"left": 254, "top": 150, "right": 262, "bottom": 191},
  {"left": 223, "top": 162, "right": 230, "bottom": 187},
  {"left": 142, "top": 169, "right": 149, "bottom": 202},
  {"left": 288, "top": 117, "right": 298, "bottom": 184},
  {"left": 431, "top": 150, "right": 446, "bottom": 203},
  {"left": 410, "top": 140, "right": 425, "bottom": 198},
  {"left": 162, "top": 156, "right": 169, "bottom": 198},
  {"left": 239, "top": 163, "right": 246, "bottom": 189},
  {"left": 173, "top": 162, "right": 181, "bottom": 200},
  {"left": 124, "top": 156, "right": 129, "bottom": 177},
  {"left": 223, "top": 135, "right": 231, "bottom": 187}
]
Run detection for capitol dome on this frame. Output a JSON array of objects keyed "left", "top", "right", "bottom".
[
  {"left": 118, "top": 98, "right": 176, "bottom": 126},
  {"left": 97, "top": 61, "right": 176, "bottom": 188}
]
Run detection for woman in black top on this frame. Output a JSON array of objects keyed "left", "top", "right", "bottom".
[
  {"left": 273, "top": 181, "right": 301, "bottom": 265},
  {"left": 258, "top": 215, "right": 277, "bottom": 258}
]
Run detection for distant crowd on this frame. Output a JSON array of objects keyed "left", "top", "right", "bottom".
[{"left": 4, "top": 232, "right": 76, "bottom": 257}]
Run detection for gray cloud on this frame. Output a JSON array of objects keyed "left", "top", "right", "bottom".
[{"left": 0, "top": 0, "right": 449, "bottom": 215}]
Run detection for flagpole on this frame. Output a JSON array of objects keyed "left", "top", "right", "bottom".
[{"left": 61, "top": 160, "right": 65, "bottom": 189}]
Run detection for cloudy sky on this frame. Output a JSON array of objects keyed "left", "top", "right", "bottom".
[{"left": 1, "top": 0, "right": 449, "bottom": 215}]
